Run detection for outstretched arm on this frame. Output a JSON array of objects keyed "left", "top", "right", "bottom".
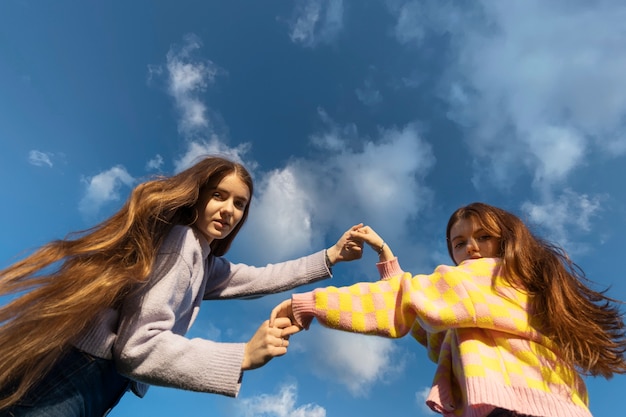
[{"left": 270, "top": 225, "right": 397, "bottom": 328}]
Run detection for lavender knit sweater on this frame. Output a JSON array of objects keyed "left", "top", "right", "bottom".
[{"left": 74, "top": 225, "right": 332, "bottom": 398}]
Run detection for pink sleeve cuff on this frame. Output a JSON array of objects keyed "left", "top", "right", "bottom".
[
  {"left": 291, "top": 292, "right": 317, "bottom": 330},
  {"left": 376, "top": 257, "right": 403, "bottom": 280}
]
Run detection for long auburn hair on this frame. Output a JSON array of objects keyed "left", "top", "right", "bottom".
[
  {"left": 446, "top": 202, "right": 626, "bottom": 378},
  {"left": 0, "top": 155, "right": 253, "bottom": 408}
]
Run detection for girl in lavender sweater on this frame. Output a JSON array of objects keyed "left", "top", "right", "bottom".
[{"left": 0, "top": 156, "right": 364, "bottom": 416}]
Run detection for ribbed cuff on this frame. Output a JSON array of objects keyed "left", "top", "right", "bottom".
[
  {"left": 309, "top": 250, "right": 333, "bottom": 281},
  {"left": 376, "top": 257, "right": 403, "bottom": 280},
  {"left": 291, "top": 292, "right": 317, "bottom": 330}
]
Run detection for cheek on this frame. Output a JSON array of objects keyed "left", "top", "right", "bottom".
[
  {"left": 486, "top": 241, "right": 500, "bottom": 256},
  {"left": 233, "top": 209, "right": 246, "bottom": 224}
]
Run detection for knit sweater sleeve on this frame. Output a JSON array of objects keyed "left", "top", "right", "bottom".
[
  {"left": 202, "top": 250, "right": 331, "bottom": 299},
  {"left": 113, "top": 227, "right": 245, "bottom": 397},
  {"left": 291, "top": 258, "right": 527, "bottom": 338}
]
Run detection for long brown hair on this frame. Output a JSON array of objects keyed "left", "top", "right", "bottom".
[
  {"left": 0, "top": 155, "right": 253, "bottom": 408},
  {"left": 446, "top": 202, "right": 626, "bottom": 378}
]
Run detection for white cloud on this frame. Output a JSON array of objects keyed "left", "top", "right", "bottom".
[
  {"left": 521, "top": 189, "right": 603, "bottom": 248},
  {"left": 173, "top": 136, "right": 253, "bottom": 173},
  {"left": 289, "top": 0, "right": 344, "bottom": 47},
  {"left": 145, "top": 154, "right": 164, "bottom": 171},
  {"left": 387, "top": 0, "right": 463, "bottom": 46},
  {"left": 309, "top": 107, "right": 358, "bottom": 151},
  {"left": 243, "top": 167, "right": 317, "bottom": 261},
  {"left": 355, "top": 82, "right": 382, "bottom": 107},
  {"left": 527, "top": 126, "right": 586, "bottom": 190},
  {"left": 305, "top": 327, "right": 402, "bottom": 396},
  {"left": 28, "top": 150, "right": 53, "bottom": 167},
  {"left": 161, "top": 34, "right": 222, "bottom": 139},
  {"left": 79, "top": 165, "right": 135, "bottom": 217},
  {"left": 307, "top": 120, "right": 434, "bottom": 238},
  {"left": 388, "top": 1, "right": 626, "bottom": 194},
  {"left": 235, "top": 113, "right": 434, "bottom": 264},
  {"left": 238, "top": 384, "right": 326, "bottom": 417}
]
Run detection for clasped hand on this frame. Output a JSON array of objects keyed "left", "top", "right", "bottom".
[{"left": 241, "top": 317, "right": 300, "bottom": 371}]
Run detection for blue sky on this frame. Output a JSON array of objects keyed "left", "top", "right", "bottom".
[{"left": 2, "top": 1, "right": 626, "bottom": 416}]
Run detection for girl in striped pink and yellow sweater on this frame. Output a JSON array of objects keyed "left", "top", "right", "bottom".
[{"left": 271, "top": 202, "right": 626, "bottom": 417}]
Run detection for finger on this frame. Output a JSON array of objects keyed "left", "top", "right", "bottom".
[
  {"left": 269, "top": 306, "right": 279, "bottom": 326},
  {"left": 280, "top": 324, "right": 303, "bottom": 337},
  {"left": 271, "top": 316, "right": 294, "bottom": 329},
  {"left": 350, "top": 223, "right": 364, "bottom": 231},
  {"left": 276, "top": 335, "right": 286, "bottom": 346},
  {"left": 270, "top": 300, "right": 291, "bottom": 325}
]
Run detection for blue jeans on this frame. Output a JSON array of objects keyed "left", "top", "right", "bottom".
[{"left": 1, "top": 348, "right": 130, "bottom": 417}]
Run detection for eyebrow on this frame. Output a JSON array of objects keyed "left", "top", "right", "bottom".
[
  {"left": 215, "top": 187, "right": 250, "bottom": 203},
  {"left": 450, "top": 228, "right": 487, "bottom": 243}
]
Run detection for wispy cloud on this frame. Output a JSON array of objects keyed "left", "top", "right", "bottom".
[
  {"left": 172, "top": 135, "right": 254, "bottom": 174},
  {"left": 288, "top": 327, "right": 404, "bottom": 396},
  {"left": 145, "top": 154, "right": 164, "bottom": 171},
  {"left": 521, "top": 189, "right": 603, "bottom": 250},
  {"left": 238, "top": 384, "right": 326, "bottom": 417},
  {"left": 236, "top": 111, "right": 435, "bottom": 263},
  {"left": 149, "top": 34, "right": 223, "bottom": 140},
  {"left": 289, "top": 0, "right": 344, "bottom": 47},
  {"left": 78, "top": 166, "right": 135, "bottom": 218},
  {"left": 386, "top": 0, "right": 626, "bottom": 243},
  {"left": 28, "top": 150, "right": 53, "bottom": 168},
  {"left": 355, "top": 80, "right": 383, "bottom": 107}
]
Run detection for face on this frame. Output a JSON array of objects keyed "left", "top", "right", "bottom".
[
  {"left": 193, "top": 173, "right": 250, "bottom": 243},
  {"left": 449, "top": 216, "right": 501, "bottom": 264}
]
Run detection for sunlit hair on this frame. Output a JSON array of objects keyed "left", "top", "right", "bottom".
[
  {"left": 0, "top": 155, "right": 253, "bottom": 409},
  {"left": 446, "top": 202, "right": 626, "bottom": 378}
]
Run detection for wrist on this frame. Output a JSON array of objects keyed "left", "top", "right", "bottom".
[
  {"left": 376, "top": 242, "right": 386, "bottom": 255},
  {"left": 325, "top": 249, "right": 335, "bottom": 268}
]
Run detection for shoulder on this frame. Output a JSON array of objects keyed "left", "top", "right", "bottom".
[
  {"left": 143, "top": 226, "right": 211, "bottom": 287},
  {"left": 161, "top": 226, "right": 209, "bottom": 255}
]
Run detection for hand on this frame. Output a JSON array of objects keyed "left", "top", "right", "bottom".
[
  {"left": 241, "top": 317, "right": 301, "bottom": 371},
  {"left": 349, "top": 225, "right": 394, "bottom": 261},
  {"left": 269, "top": 299, "right": 296, "bottom": 326},
  {"left": 326, "top": 223, "right": 365, "bottom": 264}
]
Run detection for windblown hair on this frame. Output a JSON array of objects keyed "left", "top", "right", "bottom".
[
  {"left": 0, "top": 155, "right": 253, "bottom": 409},
  {"left": 446, "top": 202, "right": 626, "bottom": 379}
]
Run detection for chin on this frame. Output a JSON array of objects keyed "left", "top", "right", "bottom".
[{"left": 211, "top": 229, "right": 231, "bottom": 240}]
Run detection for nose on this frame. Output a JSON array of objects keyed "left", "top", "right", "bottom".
[
  {"left": 220, "top": 200, "right": 235, "bottom": 216},
  {"left": 466, "top": 238, "right": 478, "bottom": 254}
]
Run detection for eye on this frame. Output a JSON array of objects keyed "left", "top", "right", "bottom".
[
  {"left": 477, "top": 234, "right": 492, "bottom": 242},
  {"left": 212, "top": 191, "right": 224, "bottom": 200},
  {"left": 234, "top": 200, "right": 247, "bottom": 210},
  {"left": 453, "top": 241, "right": 466, "bottom": 249}
]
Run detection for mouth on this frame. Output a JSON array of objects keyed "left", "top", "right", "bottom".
[{"left": 213, "top": 219, "right": 230, "bottom": 229}]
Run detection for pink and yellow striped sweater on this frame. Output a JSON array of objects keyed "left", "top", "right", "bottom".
[{"left": 291, "top": 257, "right": 592, "bottom": 417}]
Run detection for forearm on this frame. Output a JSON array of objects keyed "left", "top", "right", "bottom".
[
  {"left": 204, "top": 251, "right": 331, "bottom": 299},
  {"left": 115, "top": 334, "right": 245, "bottom": 397},
  {"left": 291, "top": 278, "right": 415, "bottom": 338}
]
